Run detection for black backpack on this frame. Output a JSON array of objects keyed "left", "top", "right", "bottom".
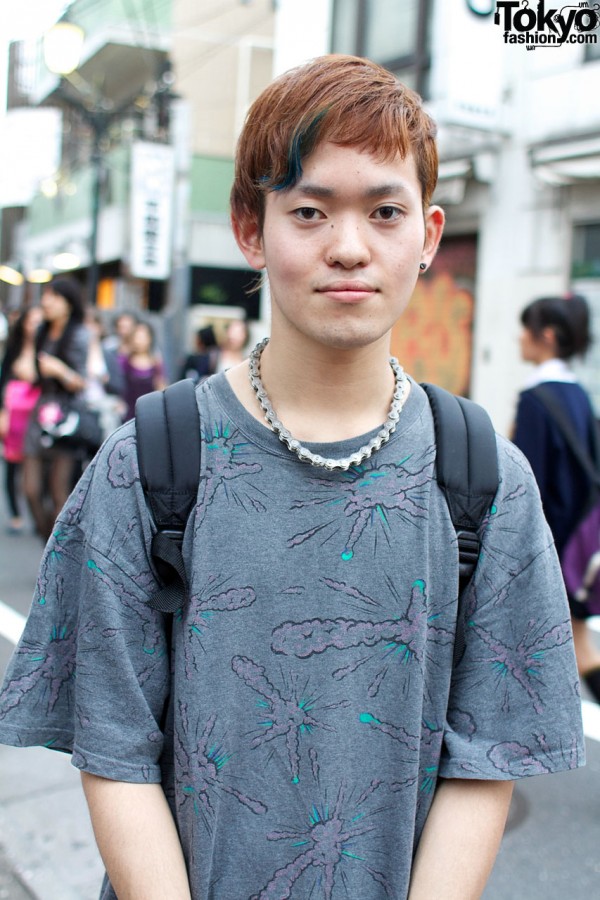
[{"left": 135, "top": 379, "right": 498, "bottom": 657}]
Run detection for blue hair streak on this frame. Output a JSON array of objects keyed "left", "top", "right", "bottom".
[{"left": 265, "top": 107, "right": 330, "bottom": 192}]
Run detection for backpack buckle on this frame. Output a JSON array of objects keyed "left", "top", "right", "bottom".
[
  {"left": 157, "top": 527, "right": 185, "bottom": 548},
  {"left": 456, "top": 529, "right": 481, "bottom": 579}
]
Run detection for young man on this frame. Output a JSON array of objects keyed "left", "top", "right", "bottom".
[{"left": 0, "top": 55, "right": 585, "bottom": 899}]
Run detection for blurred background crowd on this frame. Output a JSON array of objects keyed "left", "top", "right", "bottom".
[{"left": 0, "top": 276, "right": 250, "bottom": 540}]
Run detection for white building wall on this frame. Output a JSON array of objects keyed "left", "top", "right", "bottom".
[
  {"left": 428, "top": 2, "right": 507, "bottom": 135},
  {"left": 188, "top": 217, "right": 248, "bottom": 267},
  {"left": 273, "top": 0, "right": 332, "bottom": 76},
  {"left": 22, "top": 204, "right": 126, "bottom": 274}
]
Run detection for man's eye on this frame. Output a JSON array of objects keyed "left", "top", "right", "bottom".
[
  {"left": 295, "top": 207, "right": 322, "bottom": 221},
  {"left": 374, "top": 206, "right": 401, "bottom": 221}
]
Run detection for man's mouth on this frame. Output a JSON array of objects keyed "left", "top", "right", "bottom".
[{"left": 317, "top": 282, "right": 377, "bottom": 303}]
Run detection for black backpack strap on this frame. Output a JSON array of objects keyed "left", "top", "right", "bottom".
[
  {"left": 422, "top": 383, "right": 499, "bottom": 592},
  {"left": 135, "top": 379, "right": 201, "bottom": 613},
  {"left": 422, "top": 383, "right": 499, "bottom": 667},
  {"left": 531, "top": 385, "right": 600, "bottom": 489}
]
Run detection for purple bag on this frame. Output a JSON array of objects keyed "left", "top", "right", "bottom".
[{"left": 561, "top": 502, "right": 600, "bottom": 616}]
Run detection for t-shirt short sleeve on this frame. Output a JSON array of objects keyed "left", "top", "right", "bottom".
[
  {"left": 0, "top": 421, "right": 171, "bottom": 783},
  {"left": 439, "top": 435, "right": 584, "bottom": 780}
]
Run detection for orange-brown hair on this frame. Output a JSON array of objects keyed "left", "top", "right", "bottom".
[{"left": 231, "top": 54, "right": 439, "bottom": 232}]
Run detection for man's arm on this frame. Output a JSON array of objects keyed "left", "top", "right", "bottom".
[
  {"left": 81, "top": 772, "right": 192, "bottom": 900},
  {"left": 408, "top": 778, "right": 514, "bottom": 900}
]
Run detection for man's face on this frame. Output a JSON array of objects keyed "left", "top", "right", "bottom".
[{"left": 235, "top": 141, "right": 444, "bottom": 353}]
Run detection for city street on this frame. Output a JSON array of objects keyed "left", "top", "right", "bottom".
[{"left": 0, "top": 481, "right": 599, "bottom": 899}]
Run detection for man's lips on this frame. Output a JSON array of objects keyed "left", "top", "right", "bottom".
[{"left": 316, "top": 282, "right": 377, "bottom": 303}]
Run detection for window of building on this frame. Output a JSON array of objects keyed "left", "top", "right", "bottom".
[
  {"left": 572, "top": 222, "right": 600, "bottom": 278},
  {"left": 571, "top": 222, "right": 600, "bottom": 410},
  {"left": 331, "top": 0, "right": 431, "bottom": 95},
  {"left": 190, "top": 266, "right": 261, "bottom": 321},
  {"left": 7, "top": 41, "right": 37, "bottom": 108}
]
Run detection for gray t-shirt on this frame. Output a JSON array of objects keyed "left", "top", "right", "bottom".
[{"left": 0, "top": 374, "right": 585, "bottom": 899}]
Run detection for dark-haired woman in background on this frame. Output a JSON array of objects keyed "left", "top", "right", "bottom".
[
  {"left": 120, "top": 320, "right": 167, "bottom": 422},
  {"left": 23, "top": 277, "right": 90, "bottom": 540},
  {"left": 0, "top": 306, "right": 43, "bottom": 533},
  {"left": 513, "top": 294, "right": 600, "bottom": 700}
]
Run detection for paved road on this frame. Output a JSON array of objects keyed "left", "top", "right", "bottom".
[{"left": 0, "top": 465, "right": 599, "bottom": 899}]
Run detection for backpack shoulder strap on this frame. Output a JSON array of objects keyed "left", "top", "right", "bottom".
[
  {"left": 421, "top": 383, "right": 499, "bottom": 593},
  {"left": 135, "top": 378, "right": 201, "bottom": 613},
  {"left": 422, "top": 383, "right": 499, "bottom": 668},
  {"left": 530, "top": 384, "right": 600, "bottom": 488}
]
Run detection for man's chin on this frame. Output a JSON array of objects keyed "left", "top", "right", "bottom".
[{"left": 308, "top": 325, "right": 393, "bottom": 354}]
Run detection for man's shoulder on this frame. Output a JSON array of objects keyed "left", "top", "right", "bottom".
[
  {"left": 495, "top": 431, "right": 536, "bottom": 481},
  {"left": 60, "top": 418, "right": 151, "bottom": 561},
  {"left": 487, "top": 433, "right": 554, "bottom": 548},
  {"left": 84, "top": 419, "right": 139, "bottom": 497}
]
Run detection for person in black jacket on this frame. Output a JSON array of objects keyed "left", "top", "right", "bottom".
[
  {"left": 22, "top": 277, "right": 91, "bottom": 540},
  {"left": 179, "top": 325, "right": 219, "bottom": 383},
  {"left": 513, "top": 293, "right": 600, "bottom": 700}
]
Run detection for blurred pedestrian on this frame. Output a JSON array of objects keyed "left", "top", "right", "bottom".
[
  {"left": 512, "top": 293, "right": 600, "bottom": 700},
  {"left": 179, "top": 324, "right": 219, "bottom": 383},
  {"left": 120, "top": 320, "right": 167, "bottom": 421},
  {"left": 102, "top": 311, "right": 138, "bottom": 398},
  {"left": 0, "top": 306, "right": 43, "bottom": 533},
  {"left": 22, "top": 277, "right": 96, "bottom": 541},
  {"left": 0, "top": 308, "right": 8, "bottom": 357},
  {"left": 214, "top": 317, "right": 250, "bottom": 371},
  {"left": 84, "top": 311, "right": 125, "bottom": 442}
]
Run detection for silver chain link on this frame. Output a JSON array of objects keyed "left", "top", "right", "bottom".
[{"left": 248, "top": 337, "right": 409, "bottom": 471}]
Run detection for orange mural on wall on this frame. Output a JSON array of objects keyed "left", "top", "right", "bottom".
[{"left": 391, "top": 235, "right": 477, "bottom": 397}]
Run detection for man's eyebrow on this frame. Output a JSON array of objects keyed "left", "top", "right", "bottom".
[
  {"left": 293, "top": 181, "right": 413, "bottom": 199},
  {"left": 365, "top": 182, "right": 412, "bottom": 199},
  {"left": 293, "top": 183, "right": 335, "bottom": 198}
]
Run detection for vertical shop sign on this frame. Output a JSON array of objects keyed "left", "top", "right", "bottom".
[{"left": 130, "top": 141, "right": 175, "bottom": 280}]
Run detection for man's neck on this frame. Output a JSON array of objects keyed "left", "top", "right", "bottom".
[{"left": 226, "top": 336, "right": 402, "bottom": 443}]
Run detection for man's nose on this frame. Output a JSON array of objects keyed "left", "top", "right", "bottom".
[{"left": 325, "top": 218, "right": 371, "bottom": 268}]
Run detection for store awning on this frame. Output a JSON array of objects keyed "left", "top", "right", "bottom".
[{"left": 530, "top": 134, "right": 600, "bottom": 185}]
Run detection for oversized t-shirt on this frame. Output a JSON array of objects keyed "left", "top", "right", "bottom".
[{"left": 0, "top": 374, "right": 585, "bottom": 899}]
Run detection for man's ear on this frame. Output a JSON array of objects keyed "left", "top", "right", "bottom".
[
  {"left": 421, "top": 205, "right": 445, "bottom": 268},
  {"left": 231, "top": 214, "right": 266, "bottom": 270}
]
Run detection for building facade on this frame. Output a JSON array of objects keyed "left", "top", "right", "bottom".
[{"left": 1, "top": 0, "right": 275, "bottom": 372}]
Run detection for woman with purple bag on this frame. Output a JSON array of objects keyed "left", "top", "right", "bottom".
[{"left": 513, "top": 293, "right": 600, "bottom": 701}]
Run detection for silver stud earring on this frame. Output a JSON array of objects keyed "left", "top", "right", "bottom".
[{"left": 419, "top": 263, "right": 427, "bottom": 271}]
